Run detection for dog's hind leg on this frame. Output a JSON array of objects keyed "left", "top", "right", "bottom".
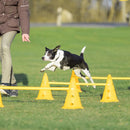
[
  {"left": 74, "top": 69, "right": 89, "bottom": 87},
  {"left": 82, "top": 69, "right": 96, "bottom": 88}
]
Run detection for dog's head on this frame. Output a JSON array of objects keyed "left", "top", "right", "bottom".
[{"left": 42, "top": 45, "right": 61, "bottom": 61}]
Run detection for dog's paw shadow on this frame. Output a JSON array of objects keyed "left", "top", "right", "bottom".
[
  {"left": 100, "top": 93, "right": 103, "bottom": 99},
  {"left": 81, "top": 89, "right": 87, "bottom": 92}
]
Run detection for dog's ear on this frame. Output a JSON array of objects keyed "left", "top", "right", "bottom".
[
  {"left": 45, "top": 47, "right": 49, "bottom": 51},
  {"left": 53, "top": 45, "right": 61, "bottom": 52}
]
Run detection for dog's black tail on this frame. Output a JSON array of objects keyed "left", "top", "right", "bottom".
[{"left": 80, "top": 46, "right": 86, "bottom": 57}]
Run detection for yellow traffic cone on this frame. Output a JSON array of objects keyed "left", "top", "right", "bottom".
[
  {"left": 0, "top": 93, "right": 4, "bottom": 108},
  {"left": 100, "top": 74, "right": 119, "bottom": 102},
  {"left": 36, "top": 73, "right": 54, "bottom": 100},
  {"left": 62, "top": 75, "right": 84, "bottom": 109},
  {"left": 70, "top": 70, "right": 82, "bottom": 92}
]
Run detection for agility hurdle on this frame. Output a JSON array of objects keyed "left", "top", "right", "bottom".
[
  {"left": 0, "top": 71, "right": 130, "bottom": 109},
  {"left": 49, "top": 75, "right": 130, "bottom": 85},
  {"left": 0, "top": 72, "right": 84, "bottom": 109}
]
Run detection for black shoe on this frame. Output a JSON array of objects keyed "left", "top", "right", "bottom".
[
  {"left": 0, "top": 83, "right": 18, "bottom": 97},
  {"left": 0, "top": 83, "right": 11, "bottom": 96},
  {"left": 0, "top": 89, "right": 11, "bottom": 96},
  {"left": 10, "top": 90, "right": 18, "bottom": 97},
  {"left": 10, "top": 83, "right": 18, "bottom": 97}
]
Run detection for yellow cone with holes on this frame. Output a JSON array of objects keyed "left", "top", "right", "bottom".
[
  {"left": 100, "top": 74, "right": 119, "bottom": 102},
  {"left": 62, "top": 75, "right": 84, "bottom": 109},
  {"left": 0, "top": 93, "right": 4, "bottom": 108},
  {"left": 70, "top": 70, "right": 82, "bottom": 92},
  {"left": 36, "top": 73, "right": 54, "bottom": 100}
]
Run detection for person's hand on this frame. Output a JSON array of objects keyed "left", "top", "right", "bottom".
[{"left": 22, "top": 34, "right": 30, "bottom": 42}]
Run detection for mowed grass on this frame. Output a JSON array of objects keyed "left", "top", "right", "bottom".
[{"left": 0, "top": 27, "right": 130, "bottom": 130}]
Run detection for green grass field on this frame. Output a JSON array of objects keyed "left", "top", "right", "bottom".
[{"left": 0, "top": 27, "right": 130, "bottom": 130}]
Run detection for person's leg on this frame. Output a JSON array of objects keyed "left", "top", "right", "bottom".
[
  {"left": 0, "top": 31, "right": 17, "bottom": 96},
  {"left": 0, "top": 36, "right": 2, "bottom": 62},
  {"left": 1, "top": 31, "right": 17, "bottom": 84}
]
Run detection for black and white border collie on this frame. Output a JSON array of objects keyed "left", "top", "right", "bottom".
[{"left": 40, "top": 45, "right": 96, "bottom": 88}]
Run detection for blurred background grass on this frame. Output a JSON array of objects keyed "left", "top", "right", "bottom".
[
  {"left": 9, "top": 27, "right": 130, "bottom": 86},
  {"left": 29, "top": 0, "right": 130, "bottom": 24}
]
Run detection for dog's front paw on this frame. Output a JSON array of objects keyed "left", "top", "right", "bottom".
[
  {"left": 93, "top": 85, "right": 96, "bottom": 89},
  {"left": 40, "top": 68, "right": 45, "bottom": 72}
]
